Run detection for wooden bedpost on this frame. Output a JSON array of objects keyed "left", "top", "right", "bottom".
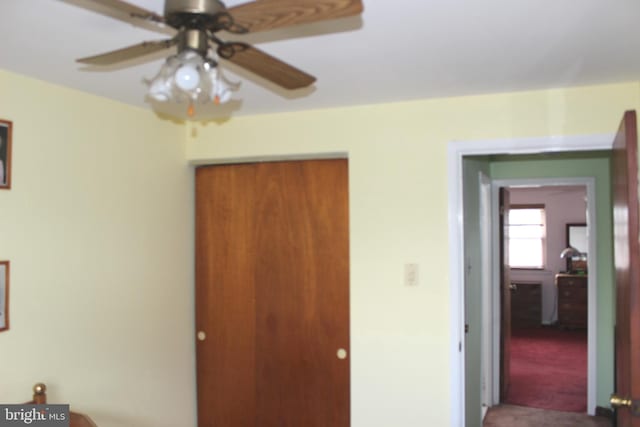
[
  {"left": 28, "top": 383, "right": 97, "bottom": 426},
  {"left": 32, "top": 383, "right": 47, "bottom": 404}
]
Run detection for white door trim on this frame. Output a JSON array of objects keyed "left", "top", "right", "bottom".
[
  {"left": 479, "top": 171, "right": 493, "bottom": 414},
  {"left": 489, "top": 177, "right": 597, "bottom": 414},
  {"left": 447, "top": 134, "right": 613, "bottom": 427}
]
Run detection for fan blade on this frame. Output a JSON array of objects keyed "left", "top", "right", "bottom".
[
  {"left": 80, "top": 0, "right": 165, "bottom": 23},
  {"left": 77, "top": 39, "right": 177, "bottom": 65},
  {"left": 221, "top": 43, "right": 315, "bottom": 89},
  {"left": 228, "top": 0, "right": 363, "bottom": 33}
]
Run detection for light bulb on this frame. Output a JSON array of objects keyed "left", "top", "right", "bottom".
[{"left": 175, "top": 65, "right": 200, "bottom": 91}]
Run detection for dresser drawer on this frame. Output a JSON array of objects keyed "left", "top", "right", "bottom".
[
  {"left": 559, "top": 301, "right": 587, "bottom": 312},
  {"left": 557, "top": 276, "right": 586, "bottom": 287},
  {"left": 556, "top": 274, "right": 588, "bottom": 329},
  {"left": 558, "top": 307, "right": 587, "bottom": 327},
  {"left": 559, "top": 285, "right": 587, "bottom": 302}
]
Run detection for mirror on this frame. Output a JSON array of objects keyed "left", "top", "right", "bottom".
[{"left": 566, "top": 223, "right": 587, "bottom": 273}]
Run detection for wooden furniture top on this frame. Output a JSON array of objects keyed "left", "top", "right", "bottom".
[{"left": 555, "top": 273, "right": 588, "bottom": 279}]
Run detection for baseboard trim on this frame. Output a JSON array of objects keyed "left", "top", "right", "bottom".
[{"left": 595, "top": 406, "right": 614, "bottom": 419}]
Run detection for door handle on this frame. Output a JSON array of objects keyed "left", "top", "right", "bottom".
[
  {"left": 610, "top": 394, "right": 632, "bottom": 408},
  {"left": 610, "top": 393, "right": 640, "bottom": 416},
  {"left": 509, "top": 283, "right": 517, "bottom": 291}
]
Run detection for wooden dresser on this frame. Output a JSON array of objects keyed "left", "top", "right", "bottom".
[
  {"left": 556, "top": 274, "right": 587, "bottom": 329},
  {"left": 510, "top": 282, "right": 542, "bottom": 328}
]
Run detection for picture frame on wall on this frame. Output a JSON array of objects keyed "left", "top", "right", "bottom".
[
  {"left": 0, "top": 261, "right": 8, "bottom": 332},
  {"left": 0, "top": 119, "right": 12, "bottom": 189}
]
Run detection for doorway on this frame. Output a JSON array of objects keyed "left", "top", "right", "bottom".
[
  {"left": 498, "top": 184, "right": 590, "bottom": 413},
  {"left": 447, "top": 135, "right": 615, "bottom": 427},
  {"left": 487, "top": 167, "right": 601, "bottom": 420}
]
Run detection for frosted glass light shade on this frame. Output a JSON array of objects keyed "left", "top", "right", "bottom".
[
  {"left": 148, "top": 77, "right": 171, "bottom": 101},
  {"left": 145, "top": 49, "right": 238, "bottom": 116}
]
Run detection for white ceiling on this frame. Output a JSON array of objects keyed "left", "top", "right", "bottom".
[{"left": 2, "top": 0, "right": 640, "bottom": 120}]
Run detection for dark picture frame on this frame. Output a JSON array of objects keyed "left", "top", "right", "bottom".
[
  {"left": 0, "top": 261, "right": 8, "bottom": 332},
  {"left": 0, "top": 119, "right": 12, "bottom": 189}
]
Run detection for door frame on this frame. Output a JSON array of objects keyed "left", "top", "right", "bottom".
[
  {"left": 447, "top": 134, "right": 613, "bottom": 427},
  {"left": 489, "top": 177, "right": 597, "bottom": 411}
]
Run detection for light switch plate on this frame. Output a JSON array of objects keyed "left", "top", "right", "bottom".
[{"left": 405, "top": 263, "right": 419, "bottom": 286}]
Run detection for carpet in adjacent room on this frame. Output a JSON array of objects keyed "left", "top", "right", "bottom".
[
  {"left": 484, "top": 404, "right": 611, "bottom": 427},
  {"left": 505, "top": 327, "right": 587, "bottom": 412}
]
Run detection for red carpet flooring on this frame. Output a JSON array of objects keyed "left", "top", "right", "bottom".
[{"left": 505, "top": 327, "right": 587, "bottom": 413}]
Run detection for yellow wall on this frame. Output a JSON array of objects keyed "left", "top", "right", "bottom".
[
  {"left": 187, "top": 82, "right": 640, "bottom": 426},
  {"left": 0, "top": 70, "right": 196, "bottom": 427},
  {"left": 1, "top": 66, "right": 639, "bottom": 427}
]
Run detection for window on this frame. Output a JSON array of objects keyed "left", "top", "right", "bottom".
[{"left": 508, "top": 205, "right": 546, "bottom": 268}]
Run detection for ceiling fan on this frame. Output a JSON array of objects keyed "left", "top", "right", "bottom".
[{"left": 71, "top": 0, "right": 364, "bottom": 115}]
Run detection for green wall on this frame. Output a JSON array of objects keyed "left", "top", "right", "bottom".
[{"left": 463, "top": 156, "right": 492, "bottom": 427}]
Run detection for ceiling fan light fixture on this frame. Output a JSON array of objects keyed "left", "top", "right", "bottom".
[
  {"left": 71, "top": 0, "right": 364, "bottom": 118},
  {"left": 145, "top": 49, "right": 237, "bottom": 116}
]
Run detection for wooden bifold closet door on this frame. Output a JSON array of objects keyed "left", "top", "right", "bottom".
[{"left": 195, "top": 159, "right": 350, "bottom": 427}]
